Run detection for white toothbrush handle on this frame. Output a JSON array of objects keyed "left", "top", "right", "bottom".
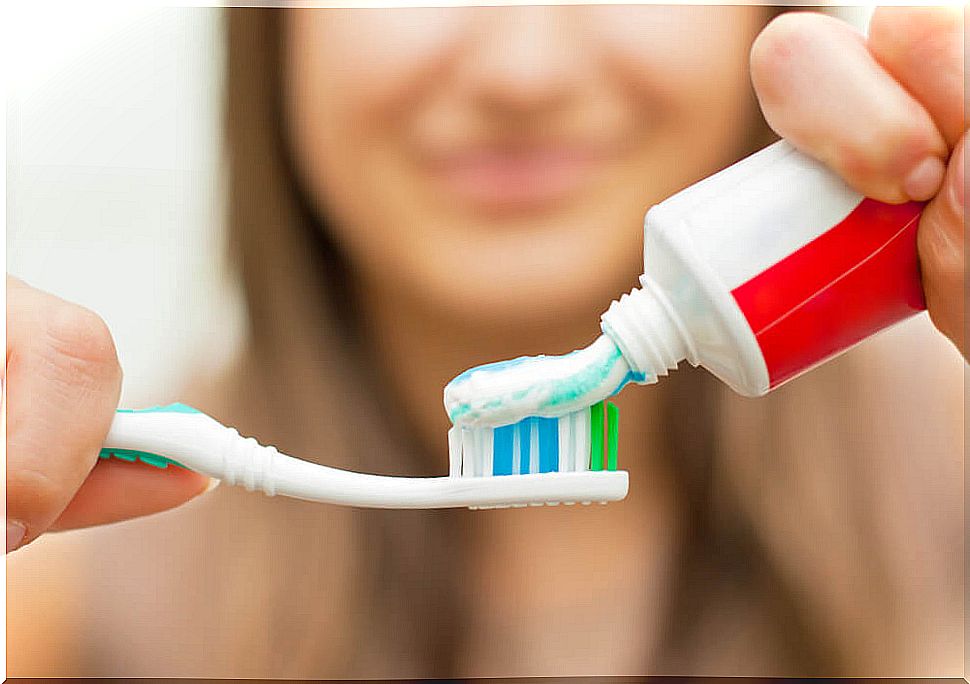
[
  {"left": 106, "top": 407, "right": 378, "bottom": 501},
  {"left": 104, "top": 407, "right": 283, "bottom": 493}
]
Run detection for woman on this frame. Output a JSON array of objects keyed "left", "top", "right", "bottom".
[{"left": 7, "top": 5, "right": 964, "bottom": 676}]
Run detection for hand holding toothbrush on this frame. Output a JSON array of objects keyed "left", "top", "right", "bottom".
[
  {"left": 750, "top": 6, "right": 966, "bottom": 360},
  {"left": 6, "top": 275, "right": 627, "bottom": 551},
  {"left": 4, "top": 276, "right": 214, "bottom": 554}
]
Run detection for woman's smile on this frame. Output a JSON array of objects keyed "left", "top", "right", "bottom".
[{"left": 424, "top": 142, "right": 614, "bottom": 213}]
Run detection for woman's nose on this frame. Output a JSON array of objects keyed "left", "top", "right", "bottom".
[{"left": 462, "top": 7, "right": 586, "bottom": 115}]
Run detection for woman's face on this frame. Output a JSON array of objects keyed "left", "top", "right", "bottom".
[{"left": 284, "top": 6, "right": 765, "bottom": 328}]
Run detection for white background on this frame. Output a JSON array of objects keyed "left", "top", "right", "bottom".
[{"left": 7, "top": 6, "right": 243, "bottom": 407}]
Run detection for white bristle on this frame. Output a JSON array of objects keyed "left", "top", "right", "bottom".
[
  {"left": 469, "top": 428, "right": 480, "bottom": 476},
  {"left": 481, "top": 428, "right": 493, "bottom": 477},
  {"left": 512, "top": 422, "right": 522, "bottom": 475},
  {"left": 558, "top": 415, "right": 570, "bottom": 473},
  {"left": 577, "top": 409, "right": 590, "bottom": 471},
  {"left": 460, "top": 427, "right": 474, "bottom": 477},
  {"left": 467, "top": 429, "right": 477, "bottom": 476},
  {"left": 448, "top": 427, "right": 461, "bottom": 477}
]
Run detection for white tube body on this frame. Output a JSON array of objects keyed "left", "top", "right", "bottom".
[{"left": 602, "top": 140, "right": 925, "bottom": 396}]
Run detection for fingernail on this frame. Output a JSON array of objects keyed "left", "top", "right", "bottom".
[
  {"left": 904, "top": 156, "right": 946, "bottom": 202},
  {"left": 203, "top": 477, "right": 221, "bottom": 494},
  {"left": 6, "top": 521, "right": 26, "bottom": 553}
]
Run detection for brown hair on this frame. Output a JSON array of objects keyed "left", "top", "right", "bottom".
[
  {"left": 221, "top": 7, "right": 907, "bottom": 676},
  {"left": 224, "top": 9, "right": 470, "bottom": 676}
]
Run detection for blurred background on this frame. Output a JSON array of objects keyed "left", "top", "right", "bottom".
[
  {"left": 6, "top": 4, "right": 875, "bottom": 406},
  {"left": 7, "top": 5, "right": 242, "bottom": 407}
]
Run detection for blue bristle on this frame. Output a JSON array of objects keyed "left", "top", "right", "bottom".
[
  {"left": 537, "top": 417, "right": 559, "bottom": 472},
  {"left": 493, "top": 424, "right": 515, "bottom": 476},
  {"left": 487, "top": 416, "right": 562, "bottom": 476}
]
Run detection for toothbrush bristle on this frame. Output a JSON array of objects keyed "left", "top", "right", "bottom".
[{"left": 452, "top": 401, "right": 618, "bottom": 479}]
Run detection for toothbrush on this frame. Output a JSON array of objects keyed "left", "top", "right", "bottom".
[{"left": 100, "top": 402, "right": 627, "bottom": 509}]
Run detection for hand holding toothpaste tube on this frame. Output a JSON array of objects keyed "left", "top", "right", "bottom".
[{"left": 750, "top": 6, "right": 966, "bottom": 360}]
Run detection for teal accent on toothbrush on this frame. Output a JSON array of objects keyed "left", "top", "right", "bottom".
[
  {"left": 99, "top": 404, "right": 197, "bottom": 468},
  {"left": 444, "top": 334, "right": 654, "bottom": 428},
  {"left": 115, "top": 402, "right": 201, "bottom": 414},
  {"left": 98, "top": 448, "right": 185, "bottom": 469}
]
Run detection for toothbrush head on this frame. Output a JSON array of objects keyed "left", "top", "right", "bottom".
[{"left": 449, "top": 400, "right": 625, "bottom": 509}]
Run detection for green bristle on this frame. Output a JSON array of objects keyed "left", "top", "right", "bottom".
[
  {"left": 606, "top": 402, "right": 619, "bottom": 471},
  {"left": 589, "top": 402, "right": 604, "bottom": 471}
]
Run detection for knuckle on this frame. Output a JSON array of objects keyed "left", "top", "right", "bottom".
[{"left": 42, "top": 303, "right": 121, "bottom": 381}]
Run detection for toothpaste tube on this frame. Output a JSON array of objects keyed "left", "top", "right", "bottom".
[{"left": 601, "top": 139, "right": 926, "bottom": 396}]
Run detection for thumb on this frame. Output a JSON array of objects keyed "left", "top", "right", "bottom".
[{"left": 6, "top": 278, "right": 213, "bottom": 551}]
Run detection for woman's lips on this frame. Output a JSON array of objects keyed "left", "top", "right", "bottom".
[{"left": 426, "top": 146, "right": 607, "bottom": 211}]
